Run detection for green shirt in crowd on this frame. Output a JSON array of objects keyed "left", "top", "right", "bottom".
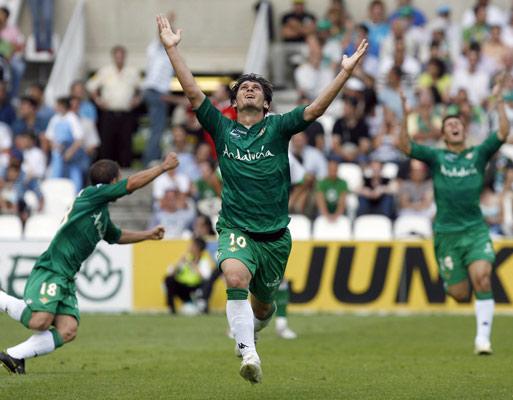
[{"left": 316, "top": 177, "right": 348, "bottom": 214}]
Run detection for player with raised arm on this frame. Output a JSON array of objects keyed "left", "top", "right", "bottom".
[
  {"left": 155, "top": 14, "right": 367, "bottom": 383},
  {"left": 0, "top": 153, "right": 179, "bottom": 374},
  {"left": 397, "top": 73, "right": 511, "bottom": 355}
]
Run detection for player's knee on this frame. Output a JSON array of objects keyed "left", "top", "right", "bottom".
[
  {"left": 448, "top": 288, "right": 469, "bottom": 302},
  {"left": 474, "top": 273, "right": 491, "bottom": 292},
  {"left": 224, "top": 273, "right": 249, "bottom": 289},
  {"left": 58, "top": 325, "right": 78, "bottom": 343},
  {"left": 29, "top": 315, "right": 53, "bottom": 331}
]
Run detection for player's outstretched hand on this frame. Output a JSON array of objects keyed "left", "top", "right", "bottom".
[
  {"left": 492, "top": 71, "right": 508, "bottom": 99},
  {"left": 399, "top": 89, "right": 408, "bottom": 114},
  {"left": 162, "top": 152, "right": 179, "bottom": 171},
  {"left": 149, "top": 225, "right": 165, "bottom": 240},
  {"left": 341, "top": 39, "right": 368, "bottom": 73},
  {"left": 157, "top": 14, "right": 181, "bottom": 49}
]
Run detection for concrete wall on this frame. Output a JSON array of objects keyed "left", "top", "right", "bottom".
[{"left": 19, "top": 0, "right": 513, "bottom": 74}]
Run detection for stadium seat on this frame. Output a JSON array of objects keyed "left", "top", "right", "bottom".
[
  {"left": 0, "top": 215, "right": 23, "bottom": 240},
  {"left": 394, "top": 215, "right": 432, "bottom": 239},
  {"left": 40, "top": 178, "right": 76, "bottom": 217},
  {"left": 24, "top": 214, "right": 62, "bottom": 240},
  {"left": 312, "top": 215, "right": 351, "bottom": 240},
  {"left": 382, "top": 162, "right": 399, "bottom": 179},
  {"left": 337, "top": 163, "right": 363, "bottom": 192},
  {"left": 288, "top": 214, "right": 312, "bottom": 240},
  {"left": 345, "top": 193, "right": 359, "bottom": 221},
  {"left": 353, "top": 215, "right": 393, "bottom": 240}
]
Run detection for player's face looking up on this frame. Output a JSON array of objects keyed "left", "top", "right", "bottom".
[
  {"left": 442, "top": 116, "right": 465, "bottom": 145},
  {"left": 235, "top": 81, "right": 268, "bottom": 113}
]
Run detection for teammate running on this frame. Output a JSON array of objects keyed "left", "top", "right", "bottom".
[
  {"left": 397, "top": 73, "right": 510, "bottom": 354},
  {"left": 0, "top": 153, "right": 179, "bottom": 374},
  {"left": 155, "top": 14, "right": 367, "bottom": 383}
]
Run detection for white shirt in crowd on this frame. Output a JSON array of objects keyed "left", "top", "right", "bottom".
[
  {"left": 23, "top": 147, "right": 47, "bottom": 180},
  {"left": 0, "top": 122, "right": 11, "bottom": 172},
  {"left": 152, "top": 172, "right": 191, "bottom": 200},
  {"left": 294, "top": 63, "right": 335, "bottom": 102},
  {"left": 142, "top": 39, "right": 174, "bottom": 94},
  {"left": 86, "top": 64, "right": 140, "bottom": 111},
  {"left": 462, "top": 4, "right": 507, "bottom": 28},
  {"left": 450, "top": 68, "right": 490, "bottom": 106},
  {"left": 46, "top": 111, "right": 84, "bottom": 143},
  {"left": 289, "top": 144, "right": 328, "bottom": 180}
]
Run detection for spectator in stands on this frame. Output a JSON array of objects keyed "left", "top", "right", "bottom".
[
  {"left": 45, "top": 97, "right": 85, "bottom": 192},
  {"left": 406, "top": 89, "right": 442, "bottom": 146},
  {"left": 418, "top": 58, "right": 452, "bottom": 104},
  {"left": 451, "top": 46, "right": 490, "bottom": 106},
  {"left": 182, "top": 108, "right": 205, "bottom": 146},
  {"left": 315, "top": 157, "right": 348, "bottom": 221},
  {"left": 364, "top": 0, "right": 390, "bottom": 58},
  {"left": 86, "top": 45, "right": 141, "bottom": 168},
  {"left": 26, "top": 82, "right": 54, "bottom": 128},
  {"left": 482, "top": 25, "right": 510, "bottom": 69},
  {"left": 397, "top": 159, "right": 433, "bottom": 218},
  {"left": 272, "top": 0, "right": 316, "bottom": 87},
  {"left": 463, "top": 4, "right": 490, "bottom": 50},
  {"left": 28, "top": 0, "right": 54, "bottom": 53},
  {"left": 0, "top": 6, "right": 25, "bottom": 98},
  {"left": 502, "top": 9, "right": 513, "bottom": 48},
  {"left": 0, "top": 119, "right": 11, "bottom": 175},
  {"left": 152, "top": 166, "right": 191, "bottom": 202},
  {"left": 447, "top": 89, "right": 489, "bottom": 146},
  {"left": 142, "top": 12, "right": 175, "bottom": 166},
  {"left": 148, "top": 188, "right": 196, "bottom": 238},
  {"left": 193, "top": 160, "right": 221, "bottom": 201},
  {"left": 168, "top": 124, "right": 197, "bottom": 180},
  {"left": 164, "top": 236, "right": 212, "bottom": 314},
  {"left": 332, "top": 96, "right": 371, "bottom": 163},
  {"left": 70, "top": 80, "right": 97, "bottom": 123},
  {"left": 369, "top": 106, "right": 405, "bottom": 164},
  {"left": 70, "top": 96, "right": 100, "bottom": 176},
  {"left": 480, "top": 186, "right": 502, "bottom": 235},
  {"left": 378, "top": 66, "right": 414, "bottom": 120},
  {"left": 15, "top": 131, "right": 46, "bottom": 181},
  {"left": 357, "top": 159, "right": 395, "bottom": 218},
  {"left": 0, "top": 80, "right": 16, "bottom": 125},
  {"left": 389, "top": 0, "right": 426, "bottom": 27},
  {"left": 431, "top": 5, "right": 461, "bottom": 65},
  {"left": 462, "top": 0, "right": 506, "bottom": 29},
  {"left": 379, "top": 38, "right": 421, "bottom": 90}
]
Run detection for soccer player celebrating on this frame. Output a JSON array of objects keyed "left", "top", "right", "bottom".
[
  {"left": 0, "top": 153, "right": 179, "bottom": 374},
  {"left": 397, "top": 73, "right": 510, "bottom": 355},
  {"left": 155, "top": 15, "right": 367, "bottom": 383}
]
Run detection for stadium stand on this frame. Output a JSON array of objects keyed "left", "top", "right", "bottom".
[
  {"left": 24, "top": 214, "right": 61, "bottom": 240},
  {"left": 353, "top": 215, "right": 393, "bottom": 240},
  {"left": 288, "top": 214, "right": 312, "bottom": 240},
  {"left": 0, "top": 214, "right": 23, "bottom": 239},
  {"left": 312, "top": 215, "right": 351, "bottom": 240},
  {"left": 393, "top": 215, "right": 433, "bottom": 239}
]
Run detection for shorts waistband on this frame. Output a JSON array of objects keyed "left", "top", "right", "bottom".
[{"left": 245, "top": 228, "right": 287, "bottom": 242}]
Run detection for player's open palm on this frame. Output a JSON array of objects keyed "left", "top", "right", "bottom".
[
  {"left": 157, "top": 14, "right": 181, "bottom": 48},
  {"left": 341, "top": 39, "right": 368, "bottom": 73}
]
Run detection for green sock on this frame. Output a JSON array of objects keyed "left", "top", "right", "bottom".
[
  {"left": 20, "top": 307, "right": 33, "bottom": 329},
  {"left": 475, "top": 291, "right": 493, "bottom": 300},
  {"left": 50, "top": 327, "right": 64, "bottom": 349},
  {"left": 226, "top": 288, "right": 248, "bottom": 300},
  {"left": 275, "top": 283, "right": 290, "bottom": 318}
]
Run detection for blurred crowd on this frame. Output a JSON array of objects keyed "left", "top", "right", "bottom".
[{"left": 1, "top": 0, "right": 513, "bottom": 237}]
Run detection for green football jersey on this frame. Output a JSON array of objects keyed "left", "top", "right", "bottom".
[
  {"left": 316, "top": 178, "right": 348, "bottom": 213},
  {"left": 196, "top": 97, "right": 311, "bottom": 233},
  {"left": 410, "top": 133, "right": 503, "bottom": 233},
  {"left": 35, "top": 179, "right": 129, "bottom": 278}
]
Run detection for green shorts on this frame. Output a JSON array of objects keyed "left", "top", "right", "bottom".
[
  {"left": 434, "top": 225, "right": 495, "bottom": 288},
  {"left": 217, "top": 224, "right": 292, "bottom": 304},
  {"left": 23, "top": 266, "right": 80, "bottom": 323}
]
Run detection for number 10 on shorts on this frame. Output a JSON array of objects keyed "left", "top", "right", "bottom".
[{"left": 230, "top": 233, "right": 247, "bottom": 248}]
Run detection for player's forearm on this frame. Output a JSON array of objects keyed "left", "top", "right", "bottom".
[
  {"left": 303, "top": 69, "right": 351, "bottom": 121},
  {"left": 126, "top": 165, "right": 166, "bottom": 193},
  {"left": 118, "top": 230, "right": 152, "bottom": 244},
  {"left": 398, "top": 113, "right": 411, "bottom": 155},
  {"left": 164, "top": 46, "right": 205, "bottom": 109},
  {"left": 497, "top": 98, "right": 509, "bottom": 141}
]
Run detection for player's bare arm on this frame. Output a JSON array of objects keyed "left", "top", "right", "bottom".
[
  {"left": 397, "top": 90, "right": 411, "bottom": 155},
  {"left": 157, "top": 14, "right": 205, "bottom": 109},
  {"left": 303, "top": 39, "right": 368, "bottom": 122},
  {"left": 126, "top": 152, "right": 179, "bottom": 193},
  {"left": 493, "top": 72, "right": 510, "bottom": 142},
  {"left": 118, "top": 225, "right": 165, "bottom": 244}
]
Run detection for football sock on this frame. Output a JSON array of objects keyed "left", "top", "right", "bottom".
[
  {"left": 254, "top": 303, "right": 276, "bottom": 333},
  {"left": 475, "top": 298, "right": 494, "bottom": 341},
  {"left": 7, "top": 328, "right": 63, "bottom": 360},
  {"left": 0, "top": 290, "right": 27, "bottom": 322},
  {"left": 226, "top": 288, "right": 256, "bottom": 359},
  {"left": 275, "top": 281, "right": 289, "bottom": 318}
]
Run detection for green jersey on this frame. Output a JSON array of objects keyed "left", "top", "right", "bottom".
[
  {"left": 410, "top": 133, "right": 503, "bottom": 233},
  {"left": 196, "top": 97, "right": 311, "bottom": 233},
  {"left": 35, "top": 179, "right": 129, "bottom": 278},
  {"left": 316, "top": 177, "right": 348, "bottom": 213}
]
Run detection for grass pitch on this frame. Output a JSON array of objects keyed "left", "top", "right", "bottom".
[{"left": 1, "top": 313, "right": 513, "bottom": 399}]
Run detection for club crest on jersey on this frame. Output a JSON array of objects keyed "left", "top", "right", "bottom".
[
  {"left": 229, "top": 246, "right": 238, "bottom": 253},
  {"left": 465, "top": 152, "right": 474, "bottom": 160},
  {"left": 444, "top": 153, "right": 457, "bottom": 162},
  {"left": 229, "top": 128, "right": 247, "bottom": 139},
  {"left": 39, "top": 297, "right": 49, "bottom": 304}
]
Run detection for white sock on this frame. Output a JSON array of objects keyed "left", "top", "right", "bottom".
[
  {"left": 275, "top": 316, "right": 288, "bottom": 331},
  {"left": 226, "top": 300, "right": 257, "bottom": 359},
  {"left": 475, "top": 299, "right": 494, "bottom": 342},
  {"left": 0, "top": 290, "right": 27, "bottom": 321},
  {"left": 7, "top": 330, "right": 56, "bottom": 360}
]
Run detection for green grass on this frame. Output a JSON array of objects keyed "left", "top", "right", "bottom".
[{"left": 1, "top": 313, "right": 513, "bottom": 399}]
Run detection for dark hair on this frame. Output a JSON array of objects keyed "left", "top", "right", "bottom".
[
  {"left": 29, "top": 82, "right": 45, "bottom": 92},
  {"left": 196, "top": 214, "right": 215, "bottom": 235},
  {"left": 230, "top": 73, "right": 273, "bottom": 114},
  {"left": 441, "top": 114, "right": 463, "bottom": 131},
  {"left": 192, "top": 236, "right": 207, "bottom": 252},
  {"left": 369, "top": 0, "right": 384, "bottom": 9},
  {"left": 0, "top": 6, "right": 10, "bottom": 19},
  {"left": 56, "top": 96, "right": 71, "bottom": 109},
  {"left": 427, "top": 57, "right": 446, "bottom": 77},
  {"left": 89, "top": 159, "right": 120, "bottom": 185},
  {"left": 357, "top": 23, "right": 369, "bottom": 35},
  {"left": 20, "top": 95, "right": 38, "bottom": 108},
  {"left": 390, "top": 65, "right": 403, "bottom": 78}
]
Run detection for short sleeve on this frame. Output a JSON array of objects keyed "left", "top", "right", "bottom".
[
  {"left": 409, "top": 141, "right": 438, "bottom": 166},
  {"left": 278, "top": 105, "right": 312, "bottom": 139},
  {"left": 195, "top": 97, "right": 229, "bottom": 142},
  {"left": 476, "top": 132, "right": 503, "bottom": 162},
  {"left": 84, "top": 178, "right": 129, "bottom": 207},
  {"left": 104, "top": 218, "right": 122, "bottom": 244}
]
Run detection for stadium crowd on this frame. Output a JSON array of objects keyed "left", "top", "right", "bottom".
[{"left": 1, "top": 0, "right": 513, "bottom": 238}]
